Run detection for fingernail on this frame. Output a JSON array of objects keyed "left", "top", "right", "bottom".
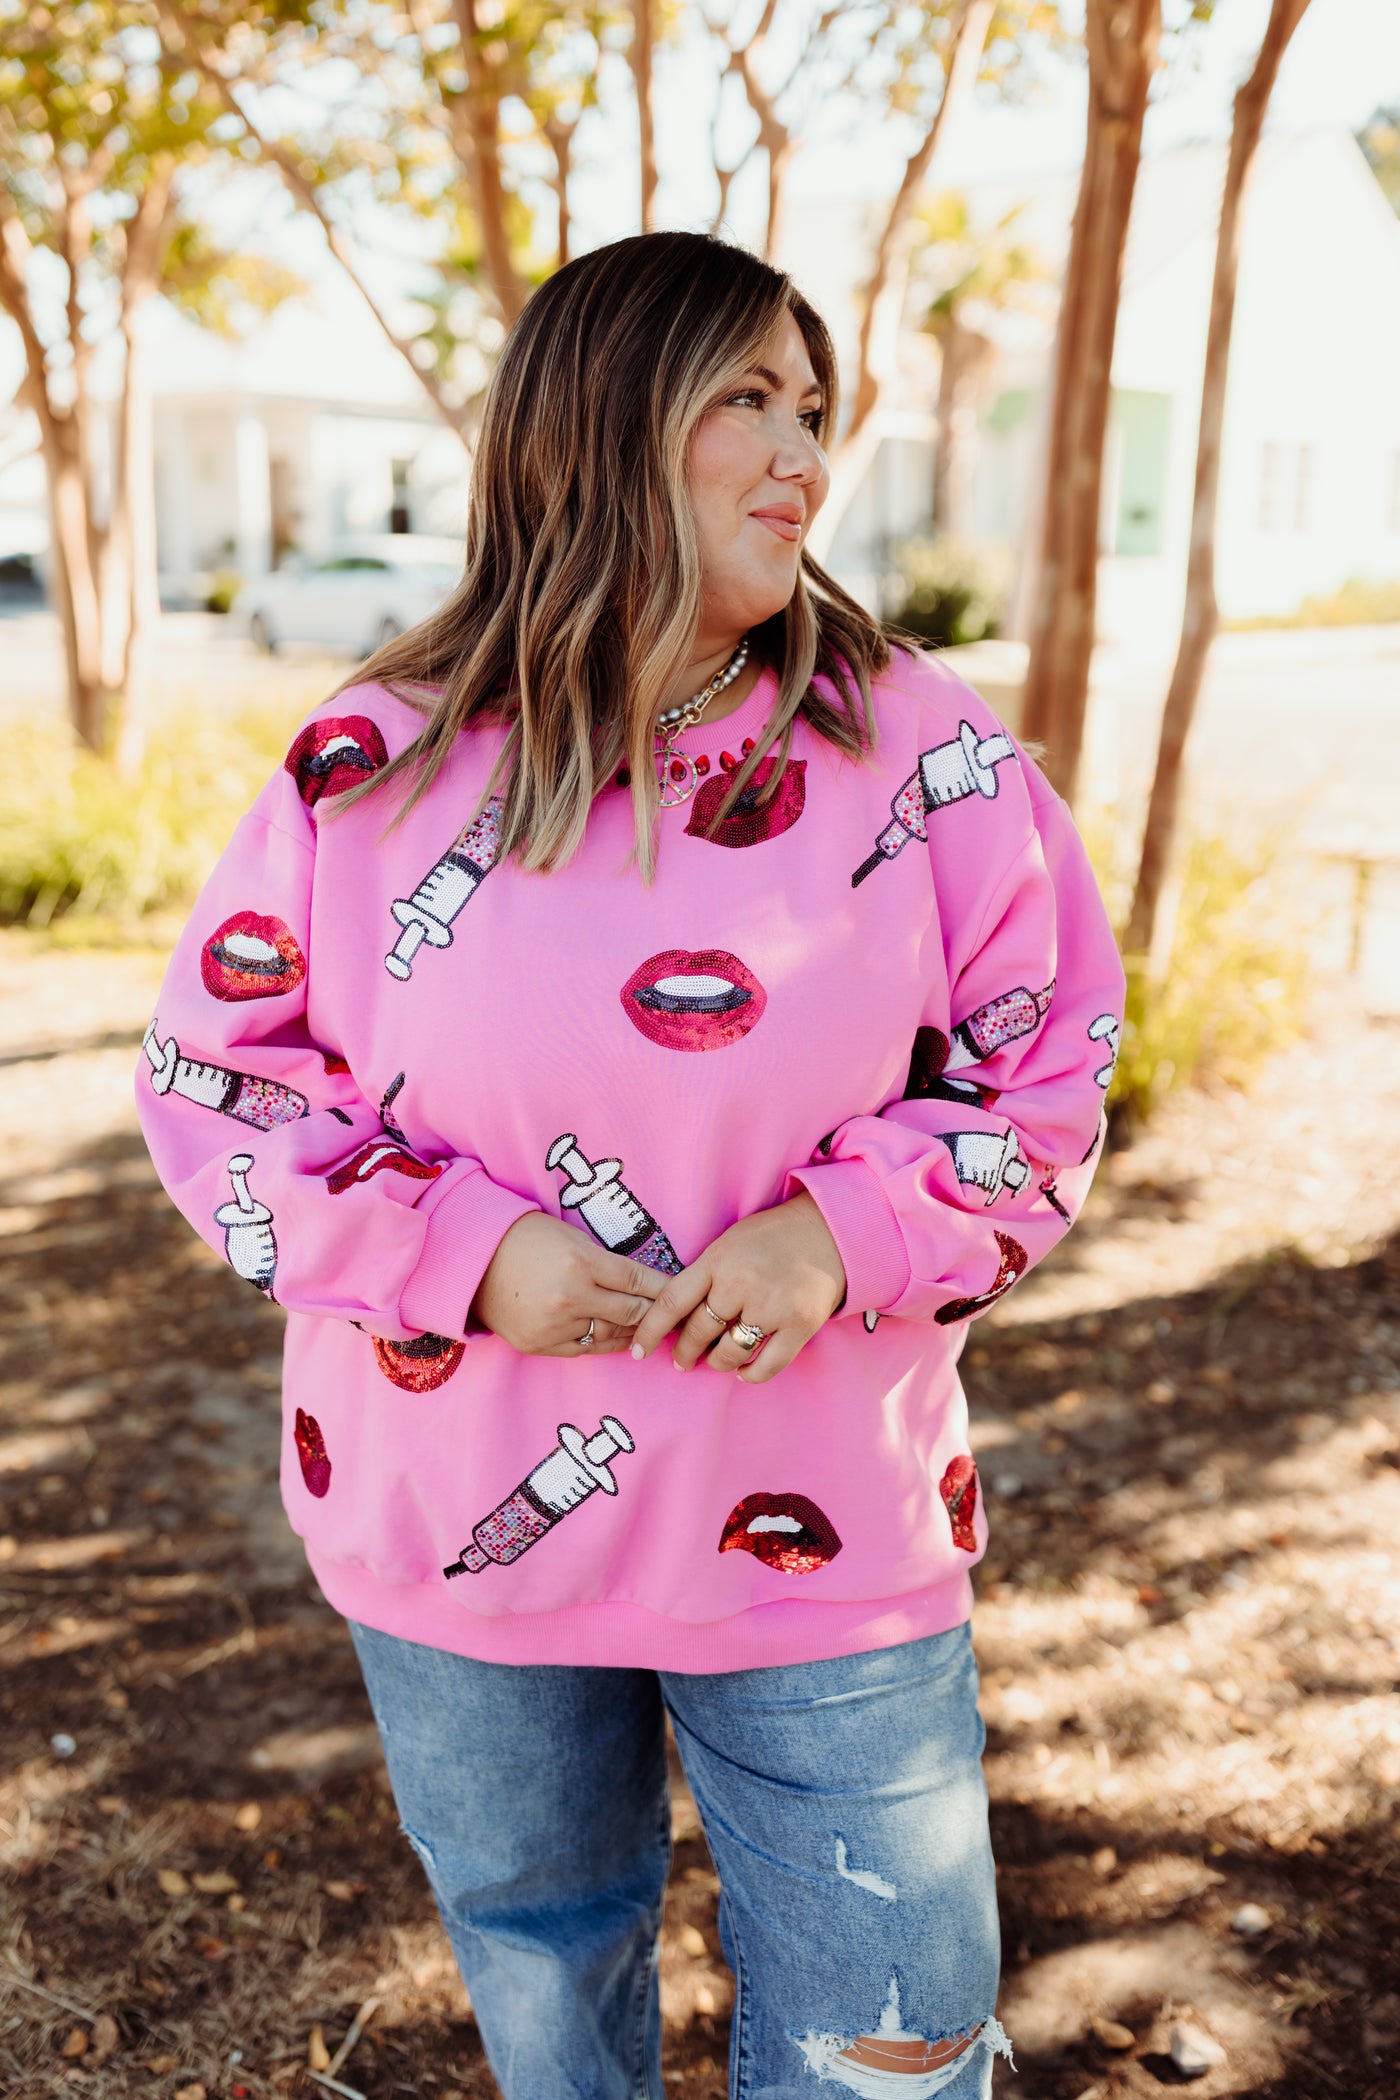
[
  {"left": 672, "top": 1358, "right": 686, "bottom": 1372},
  {"left": 629, "top": 1343, "right": 645, "bottom": 1361}
]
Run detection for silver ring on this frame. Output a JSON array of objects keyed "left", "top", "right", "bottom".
[
  {"left": 702, "top": 1300, "right": 733, "bottom": 1324},
  {"left": 576, "top": 1319, "right": 595, "bottom": 1348},
  {"left": 728, "top": 1320, "right": 765, "bottom": 1351}
]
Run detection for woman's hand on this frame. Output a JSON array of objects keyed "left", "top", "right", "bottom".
[
  {"left": 627, "top": 1192, "right": 846, "bottom": 1384},
  {"left": 471, "top": 1212, "right": 666, "bottom": 1356}
]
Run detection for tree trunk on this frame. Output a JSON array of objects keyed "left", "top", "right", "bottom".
[
  {"left": 1124, "top": 0, "right": 1312, "bottom": 958},
  {"left": 42, "top": 417, "right": 108, "bottom": 750},
  {"left": 452, "top": 0, "right": 528, "bottom": 323},
  {"left": 1019, "top": 0, "right": 1161, "bottom": 803},
  {"left": 630, "top": 0, "right": 657, "bottom": 234},
  {"left": 931, "top": 319, "right": 991, "bottom": 534}
]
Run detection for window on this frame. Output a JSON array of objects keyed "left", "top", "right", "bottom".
[{"left": 1258, "top": 442, "right": 1315, "bottom": 533}]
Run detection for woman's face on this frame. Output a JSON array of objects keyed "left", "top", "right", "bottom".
[{"left": 687, "top": 310, "right": 830, "bottom": 639}]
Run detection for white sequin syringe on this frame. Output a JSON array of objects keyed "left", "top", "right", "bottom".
[
  {"left": 852, "top": 720, "right": 1016, "bottom": 886},
  {"left": 443, "top": 1417, "right": 635, "bottom": 1578},
  {"left": 384, "top": 797, "right": 504, "bottom": 981},
  {"left": 546, "top": 1134, "right": 684, "bottom": 1276}
]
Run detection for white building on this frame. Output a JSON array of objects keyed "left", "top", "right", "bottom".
[
  {"left": 788, "top": 127, "right": 1400, "bottom": 648},
  {"left": 142, "top": 294, "right": 472, "bottom": 605}
]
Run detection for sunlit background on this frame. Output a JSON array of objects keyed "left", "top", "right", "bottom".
[{"left": 1, "top": 2, "right": 1399, "bottom": 2096}]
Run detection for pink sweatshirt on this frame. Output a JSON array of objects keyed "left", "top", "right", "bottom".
[{"left": 138, "top": 651, "right": 1124, "bottom": 1671}]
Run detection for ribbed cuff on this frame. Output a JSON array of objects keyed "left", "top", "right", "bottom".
[
  {"left": 399, "top": 1170, "right": 538, "bottom": 1341},
  {"left": 785, "top": 1158, "right": 910, "bottom": 1318}
]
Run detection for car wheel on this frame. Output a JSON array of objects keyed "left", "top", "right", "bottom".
[{"left": 250, "top": 612, "right": 277, "bottom": 655}]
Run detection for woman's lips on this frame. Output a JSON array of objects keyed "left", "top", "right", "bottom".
[
  {"left": 325, "top": 1140, "right": 444, "bottom": 1195},
  {"left": 750, "top": 509, "right": 802, "bottom": 543},
  {"left": 685, "top": 757, "right": 806, "bottom": 849},
  {"left": 285, "top": 715, "right": 388, "bottom": 805},
  {"left": 719, "top": 1491, "right": 842, "bottom": 1574},
  {"left": 372, "top": 1332, "right": 466, "bottom": 1392},
  {"left": 201, "top": 911, "right": 306, "bottom": 1002},
  {"left": 621, "top": 948, "right": 766, "bottom": 1051}
]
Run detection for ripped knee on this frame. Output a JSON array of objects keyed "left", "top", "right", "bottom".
[{"left": 796, "top": 1978, "right": 1014, "bottom": 2095}]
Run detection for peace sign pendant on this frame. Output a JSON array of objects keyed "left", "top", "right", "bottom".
[{"left": 656, "top": 737, "right": 696, "bottom": 807}]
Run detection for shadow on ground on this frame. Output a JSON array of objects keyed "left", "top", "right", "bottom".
[{"left": 2, "top": 1125, "right": 1398, "bottom": 2098}]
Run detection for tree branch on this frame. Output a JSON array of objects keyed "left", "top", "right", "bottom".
[{"left": 153, "top": 0, "right": 470, "bottom": 435}]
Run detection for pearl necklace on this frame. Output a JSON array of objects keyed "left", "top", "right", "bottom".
[{"left": 654, "top": 638, "right": 749, "bottom": 807}]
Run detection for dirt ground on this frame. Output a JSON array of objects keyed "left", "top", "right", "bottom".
[{"left": 2, "top": 930, "right": 1398, "bottom": 2100}]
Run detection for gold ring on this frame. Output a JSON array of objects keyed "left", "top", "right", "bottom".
[
  {"left": 728, "top": 1321, "right": 765, "bottom": 1351},
  {"left": 702, "top": 1300, "right": 733, "bottom": 1324}
]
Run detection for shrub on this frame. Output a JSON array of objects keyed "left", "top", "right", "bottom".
[
  {"left": 0, "top": 701, "right": 309, "bottom": 928},
  {"left": 1226, "top": 575, "right": 1400, "bottom": 630},
  {"left": 887, "top": 534, "right": 1014, "bottom": 649},
  {"left": 1087, "top": 826, "right": 1309, "bottom": 1136}
]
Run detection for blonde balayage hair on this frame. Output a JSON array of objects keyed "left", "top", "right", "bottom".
[{"left": 342, "top": 231, "right": 890, "bottom": 875}]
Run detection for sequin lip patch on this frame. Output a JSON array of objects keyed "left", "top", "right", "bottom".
[
  {"left": 685, "top": 756, "right": 806, "bottom": 849},
  {"left": 620, "top": 947, "right": 767, "bottom": 1052},
  {"left": 200, "top": 911, "right": 307, "bottom": 1003},
  {"left": 940, "top": 1454, "right": 979, "bottom": 1551},
  {"left": 935, "top": 1231, "right": 1027, "bottom": 1324},
  {"left": 285, "top": 715, "right": 388, "bottom": 805},
  {"left": 372, "top": 1332, "right": 466, "bottom": 1392},
  {"left": 325, "top": 1140, "right": 444, "bottom": 1195},
  {"left": 294, "top": 1407, "right": 332, "bottom": 1496},
  {"left": 718, "top": 1491, "right": 843, "bottom": 1574}
]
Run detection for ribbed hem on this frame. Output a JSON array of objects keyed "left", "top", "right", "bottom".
[
  {"left": 786, "top": 1157, "right": 910, "bottom": 1318},
  {"left": 398, "top": 1171, "right": 538, "bottom": 1341},
  {"left": 306, "top": 1547, "right": 973, "bottom": 1674}
]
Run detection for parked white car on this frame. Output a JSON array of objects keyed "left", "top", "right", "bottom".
[{"left": 238, "top": 536, "right": 463, "bottom": 655}]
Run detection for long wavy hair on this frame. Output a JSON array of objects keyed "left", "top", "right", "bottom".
[{"left": 340, "top": 230, "right": 890, "bottom": 876}]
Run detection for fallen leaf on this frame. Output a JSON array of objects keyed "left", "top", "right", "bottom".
[
  {"left": 262, "top": 1847, "right": 281, "bottom": 1869},
  {"left": 143, "top": 2055, "right": 177, "bottom": 2074},
  {"left": 192, "top": 1871, "right": 239, "bottom": 1895},
  {"left": 234, "top": 1801, "right": 262, "bottom": 1832},
  {"left": 88, "top": 2014, "right": 119, "bottom": 2066},
  {"left": 195, "top": 1936, "right": 228, "bottom": 1960},
  {"left": 173, "top": 2085, "right": 207, "bottom": 2100},
  {"left": 60, "top": 2028, "right": 89, "bottom": 2059},
  {"left": 96, "top": 1794, "right": 126, "bottom": 1814},
  {"left": 322, "top": 1879, "right": 363, "bottom": 1902},
  {"left": 226, "top": 1893, "right": 247, "bottom": 1914},
  {"left": 307, "top": 2026, "right": 331, "bottom": 2071},
  {"left": 1091, "top": 2016, "right": 1135, "bottom": 2051},
  {"left": 1053, "top": 1387, "right": 1084, "bottom": 1414},
  {"left": 157, "top": 1868, "right": 190, "bottom": 1897}
]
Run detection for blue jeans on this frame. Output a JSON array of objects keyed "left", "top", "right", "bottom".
[{"left": 349, "top": 1620, "right": 1009, "bottom": 2100}]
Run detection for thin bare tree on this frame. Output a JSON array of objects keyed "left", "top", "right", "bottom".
[
  {"left": 1125, "top": 0, "right": 1314, "bottom": 960},
  {"left": 1018, "top": 0, "right": 1162, "bottom": 803}
]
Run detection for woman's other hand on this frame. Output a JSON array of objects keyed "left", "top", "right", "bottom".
[
  {"left": 471, "top": 1212, "right": 666, "bottom": 1355},
  {"left": 627, "top": 1192, "right": 846, "bottom": 1384}
]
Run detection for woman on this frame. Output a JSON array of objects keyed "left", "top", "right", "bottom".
[{"left": 140, "top": 231, "right": 1124, "bottom": 2099}]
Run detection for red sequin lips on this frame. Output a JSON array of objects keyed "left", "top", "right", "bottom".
[
  {"left": 685, "top": 757, "right": 806, "bottom": 849},
  {"left": 718, "top": 1491, "right": 842, "bottom": 1574},
  {"left": 372, "top": 1333, "right": 466, "bottom": 1392},
  {"left": 200, "top": 911, "right": 307, "bottom": 1003},
  {"left": 935, "top": 1231, "right": 1027, "bottom": 1325},
  {"left": 620, "top": 948, "right": 766, "bottom": 1052},
  {"left": 940, "top": 1454, "right": 979, "bottom": 1551},
  {"left": 325, "top": 1140, "right": 444, "bottom": 1195},
  {"left": 294, "top": 1408, "right": 332, "bottom": 1497},
  {"left": 285, "top": 715, "right": 388, "bottom": 805}
]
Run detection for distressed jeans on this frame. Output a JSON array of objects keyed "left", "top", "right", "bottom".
[{"left": 348, "top": 1619, "right": 1010, "bottom": 2100}]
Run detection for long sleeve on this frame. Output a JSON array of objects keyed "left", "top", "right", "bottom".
[
  {"left": 789, "top": 752, "right": 1125, "bottom": 1329},
  {"left": 135, "top": 763, "right": 536, "bottom": 1342}
]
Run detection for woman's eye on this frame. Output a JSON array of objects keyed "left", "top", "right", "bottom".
[
  {"left": 729, "top": 389, "right": 766, "bottom": 410},
  {"left": 800, "top": 408, "right": 824, "bottom": 432}
]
